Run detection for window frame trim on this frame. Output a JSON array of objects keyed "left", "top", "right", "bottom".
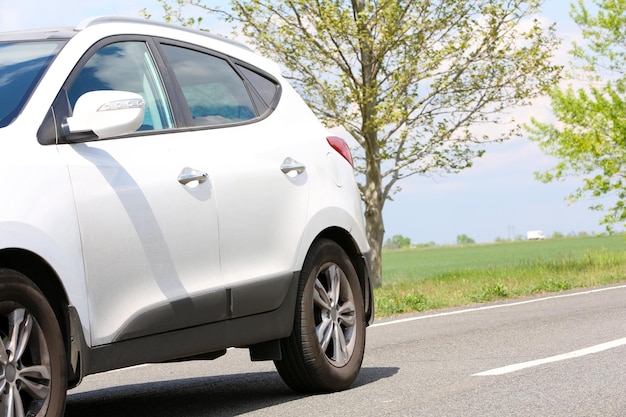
[
  {"left": 152, "top": 38, "right": 282, "bottom": 130},
  {"left": 38, "top": 34, "right": 284, "bottom": 145}
]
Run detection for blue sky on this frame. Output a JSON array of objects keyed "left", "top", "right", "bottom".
[{"left": 1, "top": 0, "right": 613, "bottom": 244}]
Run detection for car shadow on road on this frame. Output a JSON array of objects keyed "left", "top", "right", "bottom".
[{"left": 65, "top": 367, "right": 399, "bottom": 416}]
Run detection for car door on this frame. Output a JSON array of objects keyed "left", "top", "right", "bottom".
[
  {"left": 56, "top": 39, "right": 227, "bottom": 346},
  {"left": 158, "top": 43, "right": 311, "bottom": 318}
]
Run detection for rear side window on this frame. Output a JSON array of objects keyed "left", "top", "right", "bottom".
[
  {"left": 236, "top": 64, "right": 280, "bottom": 114},
  {"left": 160, "top": 44, "right": 256, "bottom": 126}
]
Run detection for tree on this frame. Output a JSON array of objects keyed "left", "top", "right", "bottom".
[
  {"left": 384, "top": 234, "right": 411, "bottom": 250},
  {"left": 147, "top": 0, "right": 560, "bottom": 286},
  {"left": 528, "top": 0, "right": 626, "bottom": 233},
  {"left": 456, "top": 234, "right": 475, "bottom": 245}
]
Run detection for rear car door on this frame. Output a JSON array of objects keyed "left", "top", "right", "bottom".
[{"left": 158, "top": 43, "right": 311, "bottom": 318}]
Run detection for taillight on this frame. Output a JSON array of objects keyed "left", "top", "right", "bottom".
[{"left": 326, "top": 136, "right": 354, "bottom": 167}]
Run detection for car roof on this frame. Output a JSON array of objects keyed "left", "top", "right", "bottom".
[
  {"left": 78, "top": 16, "right": 250, "bottom": 50},
  {"left": 0, "top": 28, "right": 75, "bottom": 41}
]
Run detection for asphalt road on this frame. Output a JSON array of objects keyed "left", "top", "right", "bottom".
[{"left": 66, "top": 284, "right": 626, "bottom": 416}]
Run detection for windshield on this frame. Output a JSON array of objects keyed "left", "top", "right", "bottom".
[{"left": 0, "top": 41, "right": 65, "bottom": 128}]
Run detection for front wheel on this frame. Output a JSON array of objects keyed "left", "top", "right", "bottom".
[
  {"left": 0, "top": 269, "right": 67, "bottom": 417},
  {"left": 275, "top": 239, "right": 366, "bottom": 393}
]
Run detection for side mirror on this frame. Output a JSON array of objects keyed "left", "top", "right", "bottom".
[{"left": 64, "top": 90, "right": 145, "bottom": 140}]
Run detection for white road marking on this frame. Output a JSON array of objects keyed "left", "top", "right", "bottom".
[
  {"left": 473, "top": 337, "right": 626, "bottom": 376},
  {"left": 370, "top": 284, "right": 626, "bottom": 329},
  {"left": 103, "top": 364, "right": 150, "bottom": 374}
]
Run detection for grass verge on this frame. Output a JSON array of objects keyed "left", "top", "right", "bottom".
[{"left": 374, "top": 235, "right": 626, "bottom": 317}]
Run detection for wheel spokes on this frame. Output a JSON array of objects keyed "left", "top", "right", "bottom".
[
  {"left": 332, "top": 321, "right": 350, "bottom": 366},
  {"left": 337, "top": 300, "right": 356, "bottom": 327},
  {"left": 1, "top": 385, "right": 7, "bottom": 417},
  {"left": 7, "top": 308, "right": 32, "bottom": 362},
  {"left": 328, "top": 265, "right": 341, "bottom": 306},
  {"left": 18, "top": 365, "right": 51, "bottom": 400},
  {"left": 316, "top": 317, "right": 333, "bottom": 352},
  {"left": 313, "top": 279, "right": 332, "bottom": 311},
  {"left": 3, "top": 383, "right": 26, "bottom": 417},
  {"left": 0, "top": 340, "right": 8, "bottom": 365}
]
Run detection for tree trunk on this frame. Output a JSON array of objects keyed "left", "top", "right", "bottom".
[
  {"left": 352, "top": 0, "right": 383, "bottom": 286},
  {"left": 363, "top": 149, "right": 385, "bottom": 288},
  {"left": 365, "top": 199, "right": 385, "bottom": 288}
]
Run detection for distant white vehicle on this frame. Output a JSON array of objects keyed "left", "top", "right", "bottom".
[{"left": 527, "top": 230, "right": 546, "bottom": 240}]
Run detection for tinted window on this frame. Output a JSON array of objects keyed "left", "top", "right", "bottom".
[
  {"left": 160, "top": 45, "right": 256, "bottom": 126},
  {"left": 68, "top": 41, "right": 174, "bottom": 131},
  {"left": 237, "top": 64, "right": 279, "bottom": 112},
  {"left": 0, "top": 41, "right": 64, "bottom": 128}
]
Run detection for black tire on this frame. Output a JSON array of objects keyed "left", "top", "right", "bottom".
[
  {"left": 0, "top": 269, "right": 67, "bottom": 417},
  {"left": 275, "top": 239, "right": 366, "bottom": 393}
]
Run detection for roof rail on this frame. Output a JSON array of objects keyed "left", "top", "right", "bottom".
[{"left": 75, "top": 16, "right": 251, "bottom": 51}]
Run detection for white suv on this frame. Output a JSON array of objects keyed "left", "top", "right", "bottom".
[{"left": 0, "top": 17, "right": 373, "bottom": 417}]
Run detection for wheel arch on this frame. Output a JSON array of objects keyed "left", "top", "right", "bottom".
[{"left": 0, "top": 248, "right": 83, "bottom": 387}]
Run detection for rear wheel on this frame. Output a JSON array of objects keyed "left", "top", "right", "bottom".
[
  {"left": 275, "top": 239, "right": 366, "bottom": 392},
  {"left": 0, "top": 269, "right": 67, "bottom": 417}
]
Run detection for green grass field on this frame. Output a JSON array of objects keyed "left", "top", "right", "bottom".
[{"left": 375, "top": 234, "right": 626, "bottom": 317}]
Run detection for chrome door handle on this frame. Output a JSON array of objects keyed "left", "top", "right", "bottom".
[
  {"left": 178, "top": 167, "right": 208, "bottom": 185},
  {"left": 280, "top": 157, "right": 306, "bottom": 175}
]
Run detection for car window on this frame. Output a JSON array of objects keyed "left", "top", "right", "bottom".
[
  {"left": 68, "top": 41, "right": 174, "bottom": 132},
  {"left": 0, "top": 41, "right": 65, "bottom": 128},
  {"left": 236, "top": 64, "right": 279, "bottom": 114},
  {"left": 160, "top": 44, "right": 257, "bottom": 126}
]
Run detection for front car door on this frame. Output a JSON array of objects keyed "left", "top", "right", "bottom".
[{"left": 56, "top": 39, "right": 226, "bottom": 346}]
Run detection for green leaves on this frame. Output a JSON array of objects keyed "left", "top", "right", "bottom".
[{"left": 528, "top": 0, "right": 626, "bottom": 231}]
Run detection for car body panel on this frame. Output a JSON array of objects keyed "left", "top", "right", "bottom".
[
  {"left": 0, "top": 121, "right": 92, "bottom": 341},
  {"left": 57, "top": 133, "right": 226, "bottom": 345}
]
